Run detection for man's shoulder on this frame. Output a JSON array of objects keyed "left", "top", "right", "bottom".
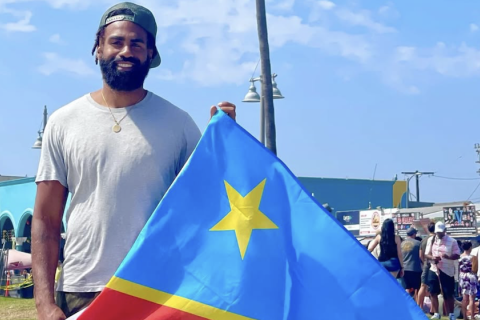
[
  {"left": 148, "top": 92, "right": 188, "bottom": 115},
  {"left": 405, "top": 237, "right": 421, "bottom": 246},
  {"left": 421, "top": 236, "right": 431, "bottom": 244},
  {"left": 48, "top": 94, "right": 90, "bottom": 124},
  {"left": 147, "top": 93, "right": 199, "bottom": 130},
  {"left": 445, "top": 235, "right": 457, "bottom": 245},
  {"left": 445, "top": 235, "right": 454, "bottom": 241}
]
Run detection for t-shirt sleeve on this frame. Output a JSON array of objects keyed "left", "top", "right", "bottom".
[
  {"left": 35, "top": 121, "right": 68, "bottom": 188},
  {"left": 176, "top": 113, "right": 201, "bottom": 175},
  {"left": 425, "top": 237, "right": 433, "bottom": 256}
]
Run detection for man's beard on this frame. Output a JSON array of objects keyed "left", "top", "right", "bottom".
[{"left": 99, "top": 56, "right": 151, "bottom": 91}]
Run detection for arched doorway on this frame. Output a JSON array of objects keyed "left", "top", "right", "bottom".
[
  {"left": 17, "top": 214, "right": 32, "bottom": 253},
  {"left": 1, "top": 217, "right": 14, "bottom": 250}
]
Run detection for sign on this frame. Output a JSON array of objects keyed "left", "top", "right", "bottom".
[
  {"left": 443, "top": 205, "right": 478, "bottom": 235},
  {"left": 336, "top": 211, "right": 360, "bottom": 236},
  {"left": 359, "top": 209, "right": 392, "bottom": 236},
  {"left": 393, "top": 212, "right": 423, "bottom": 237}
]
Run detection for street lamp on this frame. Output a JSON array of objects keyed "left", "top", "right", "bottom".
[
  {"left": 405, "top": 173, "right": 420, "bottom": 209},
  {"left": 402, "top": 171, "right": 434, "bottom": 208},
  {"left": 32, "top": 106, "right": 48, "bottom": 149},
  {"left": 242, "top": 73, "right": 284, "bottom": 145}
]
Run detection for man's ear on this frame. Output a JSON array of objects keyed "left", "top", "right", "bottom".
[
  {"left": 148, "top": 48, "right": 154, "bottom": 61},
  {"left": 96, "top": 45, "right": 103, "bottom": 61}
]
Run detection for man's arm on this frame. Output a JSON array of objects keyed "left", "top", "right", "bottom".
[{"left": 32, "top": 181, "right": 68, "bottom": 320}]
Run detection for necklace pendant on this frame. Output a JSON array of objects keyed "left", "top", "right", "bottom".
[{"left": 113, "top": 124, "right": 122, "bottom": 133}]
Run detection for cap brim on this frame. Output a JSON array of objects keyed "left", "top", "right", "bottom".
[{"left": 150, "top": 52, "right": 161, "bottom": 68}]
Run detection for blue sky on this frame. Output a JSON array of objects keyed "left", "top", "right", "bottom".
[{"left": 1, "top": 0, "right": 480, "bottom": 204}]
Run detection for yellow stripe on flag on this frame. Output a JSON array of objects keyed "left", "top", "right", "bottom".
[{"left": 106, "top": 276, "right": 255, "bottom": 320}]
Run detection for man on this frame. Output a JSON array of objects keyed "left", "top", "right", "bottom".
[
  {"left": 401, "top": 227, "right": 422, "bottom": 301},
  {"left": 417, "top": 221, "right": 436, "bottom": 308},
  {"left": 425, "top": 221, "right": 461, "bottom": 320},
  {"left": 31, "top": 3, "right": 236, "bottom": 320}
]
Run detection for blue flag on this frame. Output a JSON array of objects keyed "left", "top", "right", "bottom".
[{"left": 80, "top": 111, "right": 427, "bottom": 320}]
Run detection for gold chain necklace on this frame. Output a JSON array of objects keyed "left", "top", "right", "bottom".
[{"left": 101, "top": 90, "right": 133, "bottom": 133}]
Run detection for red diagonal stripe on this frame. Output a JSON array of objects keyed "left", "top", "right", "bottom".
[{"left": 79, "top": 287, "right": 209, "bottom": 320}]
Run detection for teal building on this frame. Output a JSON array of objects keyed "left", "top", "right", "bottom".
[{"left": 0, "top": 176, "right": 407, "bottom": 252}]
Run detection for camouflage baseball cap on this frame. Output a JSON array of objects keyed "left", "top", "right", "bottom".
[{"left": 97, "top": 2, "right": 161, "bottom": 68}]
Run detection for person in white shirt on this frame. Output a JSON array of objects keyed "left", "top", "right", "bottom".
[{"left": 425, "top": 222, "right": 461, "bottom": 320}]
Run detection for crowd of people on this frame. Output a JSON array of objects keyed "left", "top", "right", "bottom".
[{"left": 368, "top": 219, "right": 480, "bottom": 320}]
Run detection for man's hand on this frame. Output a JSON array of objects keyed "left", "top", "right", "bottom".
[
  {"left": 37, "top": 303, "right": 66, "bottom": 320},
  {"left": 434, "top": 256, "right": 442, "bottom": 263},
  {"left": 210, "top": 102, "right": 236, "bottom": 121}
]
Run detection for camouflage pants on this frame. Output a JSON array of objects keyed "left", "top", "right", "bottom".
[{"left": 55, "top": 291, "right": 101, "bottom": 318}]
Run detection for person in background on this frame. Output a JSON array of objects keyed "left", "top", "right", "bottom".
[
  {"left": 418, "top": 221, "right": 436, "bottom": 308},
  {"left": 455, "top": 240, "right": 463, "bottom": 299},
  {"left": 368, "top": 219, "right": 404, "bottom": 278},
  {"left": 459, "top": 241, "right": 479, "bottom": 320},
  {"left": 401, "top": 227, "right": 423, "bottom": 301},
  {"left": 425, "top": 222, "right": 461, "bottom": 320}
]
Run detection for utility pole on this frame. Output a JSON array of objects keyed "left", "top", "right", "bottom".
[
  {"left": 475, "top": 144, "right": 480, "bottom": 175},
  {"left": 255, "top": 0, "right": 277, "bottom": 155},
  {"left": 402, "top": 171, "right": 435, "bottom": 205}
]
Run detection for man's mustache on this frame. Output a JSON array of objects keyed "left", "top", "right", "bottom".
[{"left": 112, "top": 57, "right": 141, "bottom": 66}]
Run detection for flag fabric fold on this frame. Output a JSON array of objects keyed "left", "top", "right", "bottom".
[{"left": 78, "top": 111, "right": 427, "bottom": 320}]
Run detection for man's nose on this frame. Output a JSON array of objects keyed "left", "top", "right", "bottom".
[{"left": 119, "top": 45, "right": 134, "bottom": 58}]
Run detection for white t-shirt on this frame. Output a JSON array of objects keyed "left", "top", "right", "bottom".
[
  {"left": 472, "top": 247, "right": 480, "bottom": 277},
  {"left": 36, "top": 92, "right": 201, "bottom": 292}
]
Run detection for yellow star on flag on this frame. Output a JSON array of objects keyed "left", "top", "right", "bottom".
[{"left": 210, "top": 179, "right": 278, "bottom": 259}]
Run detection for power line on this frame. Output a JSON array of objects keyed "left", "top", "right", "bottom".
[
  {"left": 467, "top": 181, "right": 480, "bottom": 200},
  {"left": 432, "top": 175, "right": 480, "bottom": 181}
]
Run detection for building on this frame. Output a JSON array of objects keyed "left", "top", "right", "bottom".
[
  {"left": 301, "top": 177, "right": 407, "bottom": 212},
  {"left": 0, "top": 177, "right": 67, "bottom": 252},
  {"left": 0, "top": 176, "right": 407, "bottom": 252}
]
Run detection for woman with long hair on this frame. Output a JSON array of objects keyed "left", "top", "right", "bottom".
[{"left": 368, "top": 219, "right": 404, "bottom": 278}]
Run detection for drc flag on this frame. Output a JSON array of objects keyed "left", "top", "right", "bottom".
[{"left": 77, "top": 111, "right": 426, "bottom": 320}]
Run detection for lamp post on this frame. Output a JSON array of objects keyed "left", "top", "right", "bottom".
[
  {"left": 405, "top": 174, "right": 419, "bottom": 209},
  {"left": 242, "top": 74, "right": 284, "bottom": 145},
  {"left": 402, "top": 171, "right": 434, "bottom": 208},
  {"left": 254, "top": 0, "right": 277, "bottom": 154},
  {"left": 32, "top": 106, "right": 48, "bottom": 149}
]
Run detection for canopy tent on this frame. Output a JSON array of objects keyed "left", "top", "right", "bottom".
[{"left": 6, "top": 249, "right": 31, "bottom": 270}]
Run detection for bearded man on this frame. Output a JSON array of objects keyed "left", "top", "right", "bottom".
[{"left": 31, "top": 3, "right": 236, "bottom": 319}]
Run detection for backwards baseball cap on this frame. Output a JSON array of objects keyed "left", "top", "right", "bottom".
[
  {"left": 96, "top": 2, "right": 161, "bottom": 68},
  {"left": 434, "top": 221, "right": 446, "bottom": 233},
  {"left": 406, "top": 227, "right": 417, "bottom": 236}
]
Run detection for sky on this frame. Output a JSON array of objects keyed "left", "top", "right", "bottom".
[{"left": 1, "top": 0, "right": 480, "bottom": 204}]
